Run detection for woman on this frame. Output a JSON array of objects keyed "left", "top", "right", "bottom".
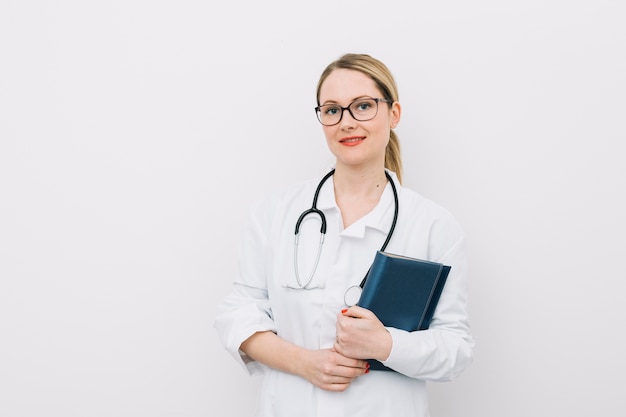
[{"left": 214, "top": 53, "right": 474, "bottom": 417}]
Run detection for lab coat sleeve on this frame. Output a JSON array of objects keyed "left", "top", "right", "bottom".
[
  {"left": 213, "top": 198, "right": 278, "bottom": 375},
  {"left": 380, "top": 218, "right": 475, "bottom": 381}
]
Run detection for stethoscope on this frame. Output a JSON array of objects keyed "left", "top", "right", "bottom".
[{"left": 293, "top": 168, "right": 399, "bottom": 306}]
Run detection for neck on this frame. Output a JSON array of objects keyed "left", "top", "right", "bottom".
[
  {"left": 333, "top": 165, "right": 387, "bottom": 196},
  {"left": 332, "top": 165, "right": 388, "bottom": 228}
]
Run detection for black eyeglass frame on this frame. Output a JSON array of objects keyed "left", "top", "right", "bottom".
[{"left": 314, "top": 97, "right": 391, "bottom": 126}]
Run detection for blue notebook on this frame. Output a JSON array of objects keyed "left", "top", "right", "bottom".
[{"left": 356, "top": 251, "right": 451, "bottom": 372}]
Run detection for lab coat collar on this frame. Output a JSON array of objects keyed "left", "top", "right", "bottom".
[{"left": 316, "top": 170, "right": 400, "bottom": 238}]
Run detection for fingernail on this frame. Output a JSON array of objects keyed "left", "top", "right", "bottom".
[
  {"left": 365, "top": 368, "right": 370, "bottom": 374},
  {"left": 341, "top": 308, "right": 348, "bottom": 313}
]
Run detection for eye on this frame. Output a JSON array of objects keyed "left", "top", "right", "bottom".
[
  {"left": 353, "top": 100, "right": 374, "bottom": 112},
  {"left": 323, "top": 105, "right": 341, "bottom": 116}
]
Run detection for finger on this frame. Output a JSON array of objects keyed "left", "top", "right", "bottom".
[
  {"left": 324, "top": 381, "right": 352, "bottom": 392},
  {"left": 339, "top": 361, "right": 370, "bottom": 376},
  {"left": 332, "top": 350, "right": 370, "bottom": 373},
  {"left": 329, "top": 363, "right": 368, "bottom": 380},
  {"left": 342, "top": 305, "right": 372, "bottom": 319},
  {"left": 314, "top": 373, "right": 354, "bottom": 392}
]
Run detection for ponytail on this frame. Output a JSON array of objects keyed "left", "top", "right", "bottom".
[{"left": 385, "top": 130, "right": 403, "bottom": 184}]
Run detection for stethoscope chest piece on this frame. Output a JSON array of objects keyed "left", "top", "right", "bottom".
[{"left": 344, "top": 285, "right": 362, "bottom": 307}]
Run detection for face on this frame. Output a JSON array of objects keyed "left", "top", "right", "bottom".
[{"left": 318, "top": 69, "right": 401, "bottom": 171}]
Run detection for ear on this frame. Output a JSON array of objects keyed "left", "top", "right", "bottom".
[{"left": 390, "top": 101, "right": 401, "bottom": 128}]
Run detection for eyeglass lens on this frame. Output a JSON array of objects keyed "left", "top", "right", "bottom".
[{"left": 317, "top": 98, "right": 380, "bottom": 126}]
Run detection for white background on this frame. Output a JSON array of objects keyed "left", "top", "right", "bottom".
[{"left": 1, "top": 1, "right": 625, "bottom": 416}]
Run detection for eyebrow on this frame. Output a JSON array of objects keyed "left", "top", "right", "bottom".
[{"left": 320, "top": 95, "right": 375, "bottom": 106}]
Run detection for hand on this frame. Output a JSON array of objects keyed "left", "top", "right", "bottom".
[
  {"left": 299, "top": 348, "right": 370, "bottom": 392},
  {"left": 334, "top": 306, "right": 393, "bottom": 361}
]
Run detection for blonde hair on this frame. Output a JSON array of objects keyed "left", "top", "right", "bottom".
[{"left": 316, "top": 53, "right": 403, "bottom": 183}]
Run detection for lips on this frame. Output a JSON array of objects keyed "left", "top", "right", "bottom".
[{"left": 339, "top": 136, "right": 365, "bottom": 146}]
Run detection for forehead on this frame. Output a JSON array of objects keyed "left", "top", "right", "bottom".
[{"left": 319, "top": 69, "right": 380, "bottom": 103}]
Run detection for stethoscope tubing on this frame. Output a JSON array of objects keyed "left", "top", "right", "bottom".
[
  {"left": 293, "top": 169, "right": 334, "bottom": 288},
  {"left": 293, "top": 169, "right": 399, "bottom": 299}
]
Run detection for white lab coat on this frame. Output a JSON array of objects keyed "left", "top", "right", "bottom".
[{"left": 214, "top": 171, "right": 474, "bottom": 417}]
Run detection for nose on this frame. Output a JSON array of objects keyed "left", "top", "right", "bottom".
[{"left": 338, "top": 108, "right": 357, "bottom": 129}]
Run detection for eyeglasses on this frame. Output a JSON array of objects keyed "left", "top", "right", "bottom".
[{"left": 315, "top": 97, "right": 391, "bottom": 126}]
